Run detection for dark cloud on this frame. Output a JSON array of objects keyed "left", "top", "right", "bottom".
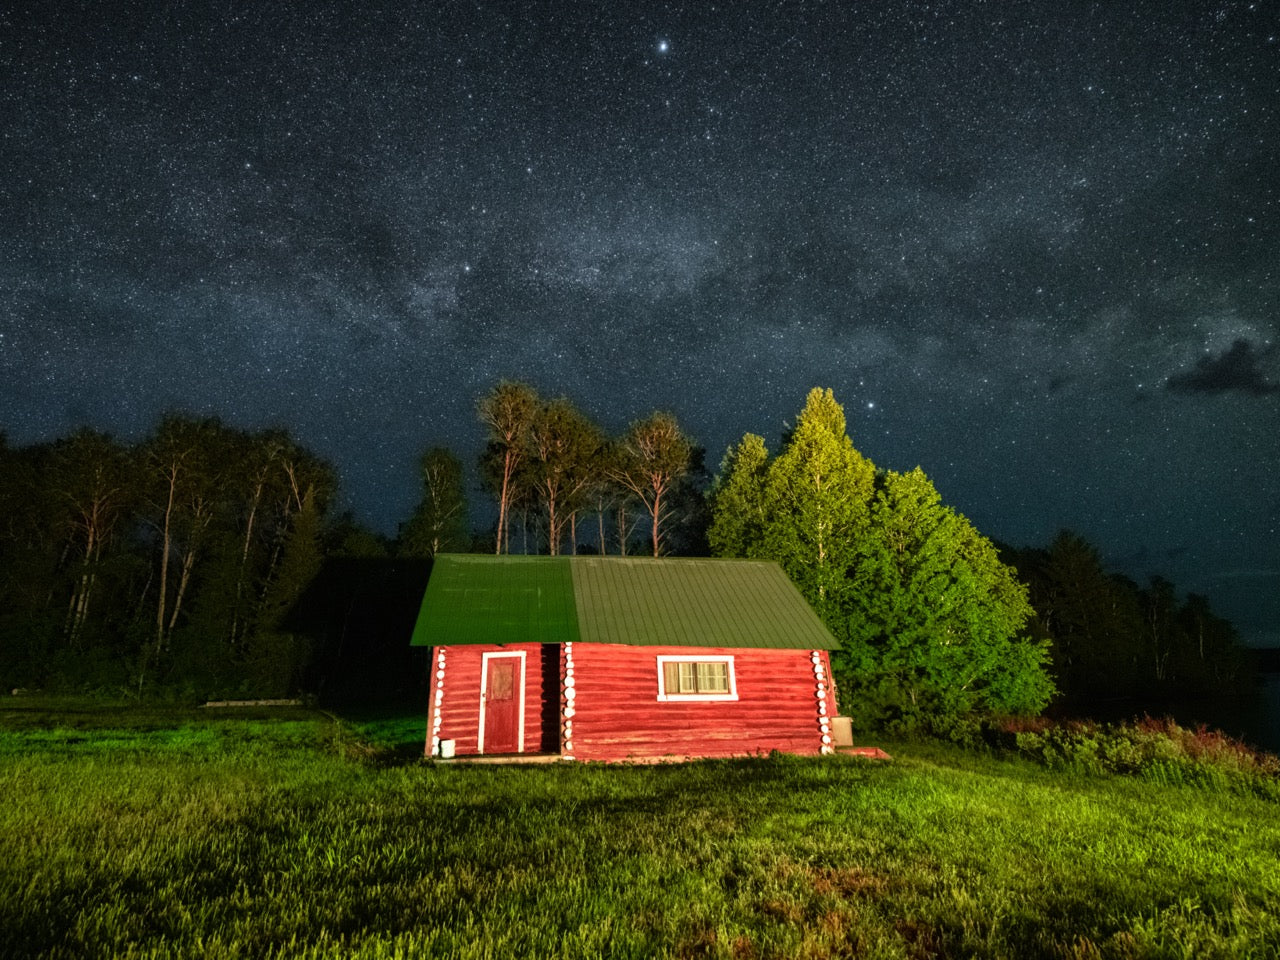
[{"left": 1166, "top": 340, "right": 1280, "bottom": 397}]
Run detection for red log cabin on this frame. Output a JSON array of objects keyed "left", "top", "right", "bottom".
[{"left": 409, "top": 554, "right": 841, "bottom": 762}]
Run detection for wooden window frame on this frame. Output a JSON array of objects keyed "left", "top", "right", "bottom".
[{"left": 656, "top": 654, "right": 738, "bottom": 702}]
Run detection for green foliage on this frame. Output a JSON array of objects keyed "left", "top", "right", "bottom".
[
  {"left": 970, "top": 715, "right": 1280, "bottom": 801},
  {"left": 762, "top": 388, "right": 874, "bottom": 618},
  {"left": 709, "top": 388, "right": 1052, "bottom": 728},
  {"left": 706, "top": 433, "right": 770, "bottom": 558},
  {"left": 2, "top": 703, "right": 1278, "bottom": 958},
  {"left": 845, "top": 468, "right": 1052, "bottom": 726}
]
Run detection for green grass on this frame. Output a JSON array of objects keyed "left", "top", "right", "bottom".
[{"left": 2, "top": 700, "right": 1278, "bottom": 958}]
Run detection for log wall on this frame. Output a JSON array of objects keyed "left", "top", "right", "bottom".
[
  {"left": 426, "top": 642, "right": 835, "bottom": 762},
  {"left": 568, "top": 643, "right": 832, "bottom": 762},
  {"left": 428, "top": 643, "right": 556, "bottom": 756}
]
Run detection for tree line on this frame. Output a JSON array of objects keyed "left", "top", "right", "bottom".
[
  {"left": 0, "top": 382, "right": 711, "bottom": 698},
  {"left": 0, "top": 384, "right": 1253, "bottom": 719},
  {"left": 1004, "top": 532, "right": 1249, "bottom": 709},
  {"left": 0, "top": 418, "right": 336, "bottom": 697},
  {"left": 473, "top": 381, "right": 705, "bottom": 558}
]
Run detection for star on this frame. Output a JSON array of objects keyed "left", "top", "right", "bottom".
[{"left": 1, "top": 0, "right": 1275, "bottom": 649}]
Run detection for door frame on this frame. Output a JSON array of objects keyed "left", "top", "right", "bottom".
[{"left": 478, "top": 650, "right": 527, "bottom": 754}]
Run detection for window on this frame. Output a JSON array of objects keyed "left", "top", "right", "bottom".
[
  {"left": 656, "top": 655, "right": 738, "bottom": 702},
  {"left": 666, "top": 660, "right": 728, "bottom": 694}
]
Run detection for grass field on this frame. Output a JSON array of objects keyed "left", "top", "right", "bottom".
[{"left": 2, "top": 700, "right": 1278, "bottom": 959}]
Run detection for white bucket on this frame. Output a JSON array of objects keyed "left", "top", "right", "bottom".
[{"left": 439, "top": 739, "right": 456, "bottom": 759}]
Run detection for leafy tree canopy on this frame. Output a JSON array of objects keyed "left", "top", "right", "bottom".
[{"left": 709, "top": 388, "right": 1053, "bottom": 728}]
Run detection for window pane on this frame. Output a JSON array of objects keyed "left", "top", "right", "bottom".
[
  {"left": 678, "top": 662, "right": 697, "bottom": 693},
  {"left": 663, "top": 661, "right": 681, "bottom": 694},
  {"left": 697, "top": 661, "right": 729, "bottom": 692}
]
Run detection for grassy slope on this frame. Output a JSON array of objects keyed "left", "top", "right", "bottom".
[{"left": 1, "top": 702, "right": 1277, "bottom": 959}]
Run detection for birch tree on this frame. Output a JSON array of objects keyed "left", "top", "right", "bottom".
[
  {"left": 477, "top": 381, "right": 538, "bottom": 554},
  {"left": 226, "top": 429, "right": 290, "bottom": 645},
  {"left": 608, "top": 411, "right": 692, "bottom": 557},
  {"left": 49, "top": 430, "right": 134, "bottom": 647},
  {"left": 141, "top": 416, "right": 230, "bottom": 662},
  {"left": 527, "top": 398, "right": 604, "bottom": 555},
  {"left": 401, "top": 447, "right": 469, "bottom": 558}
]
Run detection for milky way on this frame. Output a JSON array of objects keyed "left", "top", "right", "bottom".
[{"left": 2, "top": 2, "right": 1277, "bottom": 642}]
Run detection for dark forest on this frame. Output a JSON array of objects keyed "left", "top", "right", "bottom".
[{"left": 0, "top": 384, "right": 1258, "bottom": 728}]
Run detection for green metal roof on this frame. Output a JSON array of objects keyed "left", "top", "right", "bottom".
[
  {"left": 410, "top": 554, "right": 838, "bottom": 650},
  {"left": 409, "top": 554, "right": 578, "bottom": 647}
]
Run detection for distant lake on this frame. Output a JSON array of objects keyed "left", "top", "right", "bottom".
[
  {"left": 1066, "top": 673, "right": 1280, "bottom": 756},
  {"left": 1239, "top": 672, "right": 1280, "bottom": 754},
  {"left": 1154, "top": 673, "right": 1280, "bottom": 755}
]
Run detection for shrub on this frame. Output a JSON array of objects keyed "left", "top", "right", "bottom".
[{"left": 954, "top": 715, "right": 1280, "bottom": 800}]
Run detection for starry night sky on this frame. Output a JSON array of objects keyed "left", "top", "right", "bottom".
[{"left": 3, "top": 2, "right": 1278, "bottom": 644}]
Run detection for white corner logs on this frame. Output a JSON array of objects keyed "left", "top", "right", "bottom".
[
  {"left": 812, "top": 650, "right": 833, "bottom": 755},
  {"left": 561, "top": 642, "right": 575, "bottom": 760},
  {"left": 431, "top": 647, "right": 446, "bottom": 756}
]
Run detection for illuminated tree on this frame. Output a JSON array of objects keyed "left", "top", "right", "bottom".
[
  {"left": 761, "top": 388, "right": 874, "bottom": 619},
  {"left": 846, "top": 468, "right": 1051, "bottom": 723},
  {"left": 477, "top": 381, "right": 538, "bottom": 554},
  {"left": 706, "top": 433, "right": 770, "bottom": 559},
  {"left": 608, "top": 411, "right": 693, "bottom": 557},
  {"left": 709, "top": 387, "right": 1053, "bottom": 725}
]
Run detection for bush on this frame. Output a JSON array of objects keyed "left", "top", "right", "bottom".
[{"left": 967, "top": 714, "right": 1280, "bottom": 800}]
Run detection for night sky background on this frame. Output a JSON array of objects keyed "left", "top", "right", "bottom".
[{"left": 3, "top": 2, "right": 1277, "bottom": 645}]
